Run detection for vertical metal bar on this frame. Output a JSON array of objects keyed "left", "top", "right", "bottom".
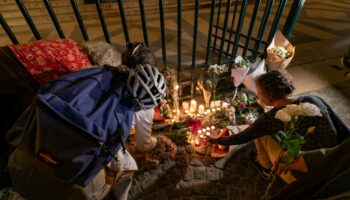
[
  {"left": 0, "top": 13, "right": 18, "bottom": 44},
  {"left": 70, "top": 0, "right": 89, "bottom": 41},
  {"left": 253, "top": 0, "right": 274, "bottom": 57},
  {"left": 242, "top": 0, "right": 261, "bottom": 57},
  {"left": 266, "top": 0, "right": 287, "bottom": 45},
  {"left": 96, "top": 0, "right": 110, "bottom": 43},
  {"left": 192, "top": 0, "right": 200, "bottom": 68},
  {"left": 212, "top": 0, "right": 223, "bottom": 51},
  {"left": 117, "top": 0, "right": 130, "bottom": 43},
  {"left": 43, "top": 0, "right": 65, "bottom": 39},
  {"left": 159, "top": 0, "right": 167, "bottom": 72},
  {"left": 282, "top": 0, "right": 305, "bottom": 39},
  {"left": 218, "top": 0, "right": 232, "bottom": 64},
  {"left": 205, "top": 0, "right": 216, "bottom": 65},
  {"left": 139, "top": 0, "right": 149, "bottom": 47},
  {"left": 177, "top": 0, "right": 182, "bottom": 82},
  {"left": 226, "top": 0, "right": 239, "bottom": 57},
  {"left": 15, "top": 0, "right": 41, "bottom": 40},
  {"left": 231, "top": 0, "right": 248, "bottom": 58}
]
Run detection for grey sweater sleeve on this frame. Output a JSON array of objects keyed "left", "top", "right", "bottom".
[{"left": 301, "top": 147, "right": 336, "bottom": 171}]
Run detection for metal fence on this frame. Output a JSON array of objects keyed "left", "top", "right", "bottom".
[{"left": 0, "top": 0, "right": 305, "bottom": 98}]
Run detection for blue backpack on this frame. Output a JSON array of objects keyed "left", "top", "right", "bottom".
[{"left": 6, "top": 66, "right": 134, "bottom": 186}]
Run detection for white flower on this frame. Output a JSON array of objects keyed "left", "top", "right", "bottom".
[
  {"left": 283, "top": 104, "right": 302, "bottom": 117},
  {"left": 300, "top": 102, "right": 322, "bottom": 117},
  {"left": 234, "top": 56, "right": 243, "bottom": 64},
  {"left": 270, "top": 46, "right": 290, "bottom": 59},
  {"left": 240, "top": 93, "right": 248, "bottom": 104},
  {"left": 275, "top": 110, "right": 292, "bottom": 122}
]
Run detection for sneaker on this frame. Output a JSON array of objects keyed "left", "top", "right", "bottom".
[{"left": 250, "top": 152, "right": 272, "bottom": 180}]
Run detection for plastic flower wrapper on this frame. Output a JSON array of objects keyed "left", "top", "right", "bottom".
[
  {"left": 242, "top": 59, "right": 266, "bottom": 94},
  {"left": 267, "top": 30, "right": 295, "bottom": 71},
  {"left": 231, "top": 56, "right": 251, "bottom": 88}
]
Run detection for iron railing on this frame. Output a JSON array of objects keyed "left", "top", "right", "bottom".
[{"left": 0, "top": 0, "right": 305, "bottom": 98}]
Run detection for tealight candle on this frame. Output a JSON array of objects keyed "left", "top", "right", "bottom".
[
  {"left": 195, "top": 140, "right": 200, "bottom": 146},
  {"left": 174, "top": 85, "right": 179, "bottom": 91},
  {"left": 207, "top": 109, "right": 211, "bottom": 113},
  {"left": 206, "top": 132, "right": 211, "bottom": 136},
  {"left": 206, "top": 127, "right": 210, "bottom": 131},
  {"left": 171, "top": 119, "right": 175, "bottom": 123},
  {"left": 190, "top": 100, "right": 197, "bottom": 113},
  {"left": 198, "top": 130, "right": 202, "bottom": 134},
  {"left": 182, "top": 101, "right": 189, "bottom": 110},
  {"left": 199, "top": 134, "right": 204, "bottom": 138},
  {"left": 185, "top": 110, "right": 189, "bottom": 114},
  {"left": 211, "top": 108, "right": 216, "bottom": 112},
  {"left": 202, "top": 128, "right": 206, "bottom": 132},
  {"left": 203, "top": 111, "right": 208, "bottom": 115},
  {"left": 189, "top": 114, "right": 193, "bottom": 118},
  {"left": 198, "top": 105, "right": 204, "bottom": 114},
  {"left": 211, "top": 125, "right": 215, "bottom": 130},
  {"left": 216, "top": 107, "right": 221, "bottom": 111}
]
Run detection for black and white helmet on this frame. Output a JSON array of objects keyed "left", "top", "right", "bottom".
[{"left": 127, "top": 64, "right": 166, "bottom": 109}]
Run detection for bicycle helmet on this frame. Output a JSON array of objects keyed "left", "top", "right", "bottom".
[{"left": 127, "top": 64, "right": 166, "bottom": 109}]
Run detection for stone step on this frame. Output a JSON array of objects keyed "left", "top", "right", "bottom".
[{"left": 1, "top": 0, "right": 213, "bottom": 27}]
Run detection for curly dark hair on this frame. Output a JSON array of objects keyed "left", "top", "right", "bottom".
[
  {"left": 256, "top": 70, "right": 295, "bottom": 100},
  {"left": 122, "top": 42, "right": 156, "bottom": 68}
]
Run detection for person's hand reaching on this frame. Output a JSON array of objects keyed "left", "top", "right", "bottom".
[{"left": 208, "top": 136, "right": 219, "bottom": 144}]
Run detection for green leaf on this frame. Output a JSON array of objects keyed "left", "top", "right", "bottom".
[
  {"left": 273, "top": 134, "right": 282, "bottom": 144},
  {"left": 280, "top": 151, "right": 295, "bottom": 165},
  {"left": 279, "top": 131, "right": 288, "bottom": 140}
]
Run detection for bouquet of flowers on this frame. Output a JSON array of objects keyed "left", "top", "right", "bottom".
[
  {"left": 263, "top": 102, "right": 322, "bottom": 198},
  {"left": 164, "top": 67, "right": 180, "bottom": 121},
  {"left": 205, "top": 64, "right": 226, "bottom": 101},
  {"left": 266, "top": 30, "right": 295, "bottom": 71},
  {"left": 144, "top": 135, "right": 177, "bottom": 168}
]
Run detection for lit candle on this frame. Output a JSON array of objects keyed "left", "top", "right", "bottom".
[
  {"left": 198, "top": 105, "right": 204, "bottom": 114},
  {"left": 216, "top": 107, "right": 221, "bottom": 111},
  {"left": 198, "top": 130, "right": 202, "bottom": 134},
  {"left": 210, "top": 101, "right": 215, "bottom": 108},
  {"left": 206, "top": 132, "right": 211, "bottom": 136},
  {"left": 222, "top": 102, "right": 229, "bottom": 109},
  {"left": 195, "top": 140, "right": 200, "bottom": 146},
  {"left": 207, "top": 109, "right": 211, "bottom": 113},
  {"left": 199, "top": 134, "right": 204, "bottom": 138},
  {"left": 174, "top": 85, "right": 179, "bottom": 91},
  {"left": 190, "top": 100, "right": 197, "bottom": 113},
  {"left": 171, "top": 119, "right": 175, "bottom": 123},
  {"left": 211, "top": 108, "right": 216, "bottom": 112},
  {"left": 182, "top": 101, "right": 189, "bottom": 110},
  {"left": 206, "top": 127, "right": 210, "bottom": 131},
  {"left": 189, "top": 114, "right": 193, "bottom": 118},
  {"left": 203, "top": 111, "right": 207, "bottom": 115},
  {"left": 211, "top": 125, "right": 215, "bottom": 130},
  {"left": 185, "top": 110, "right": 189, "bottom": 114},
  {"left": 215, "top": 100, "right": 221, "bottom": 107},
  {"left": 202, "top": 128, "right": 206, "bottom": 132}
]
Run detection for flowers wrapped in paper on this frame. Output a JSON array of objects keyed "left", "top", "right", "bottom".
[
  {"left": 267, "top": 30, "right": 295, "bottom": 71},
  {"left": 231, "top": 56, "right": 266, "bottom": 94}
]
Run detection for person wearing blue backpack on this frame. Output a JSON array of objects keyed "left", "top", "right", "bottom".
[{"left": 5, "top": 58, "right": 166, "bottom": 200}]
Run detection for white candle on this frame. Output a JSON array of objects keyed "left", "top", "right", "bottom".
[
  {"left": 185, "top": 110, "right": 189, "bottom": 114},
  {"left": 171, "top": 119, "right": 175, "bottom": 123},
  {"left": 210, "top": 101, "right": 215, "bottom": 108},
  {"left": 174, "top": 85, "right": 179, "bottom": 91},
  {"left": 211, "top": 125, "right": 215, "bottom": 130},
  {"left": 189, "top": 114, "right": 193, "bottom": 117},
  {"left": 190, "top": 100, "right": 197, "bottom": 113},
  {"left": 207, "top": 109, "right": 211, "bottom": 113},
  {"left": 206, "top": 132, "right": 211, "bottom": 136},
  {"left": 222, "top": 102, "right": 229, "bottom": 109},
  {"left": 182, "top": 101, "right": 189, "bottom": 110},
  {"left": 216, "top": 107, "right": 221, "bottom": 111},
  {"left": 215, "top": 100, "right": 221, "bottom": 107},
  {"left": 198, "top": 105, "right": 204, "bottom": 114},
  {"left": 199, "top": 134, "right": 204, "bottom": 138},
  {"left": 203, "top": 111, "right": 207, "bottom": 115},
  {"left": 198, "top": 130, "right": 202, "bottom": 134},
  {"left": 202, "top": 128, "right": 206, "bottom": 132},
  {"left": 206, "top": 127, "right": 210, "bottom": 131},
  {"left": 211, "top": 108, "right": 216, "bottom": 112}
]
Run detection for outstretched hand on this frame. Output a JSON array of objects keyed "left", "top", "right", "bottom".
[
  {"left": 208, "top": 136, "right": 219, "bottom": 144},
  {"left": 271, "top": 153, "right": 308, "bottom": 176}
]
